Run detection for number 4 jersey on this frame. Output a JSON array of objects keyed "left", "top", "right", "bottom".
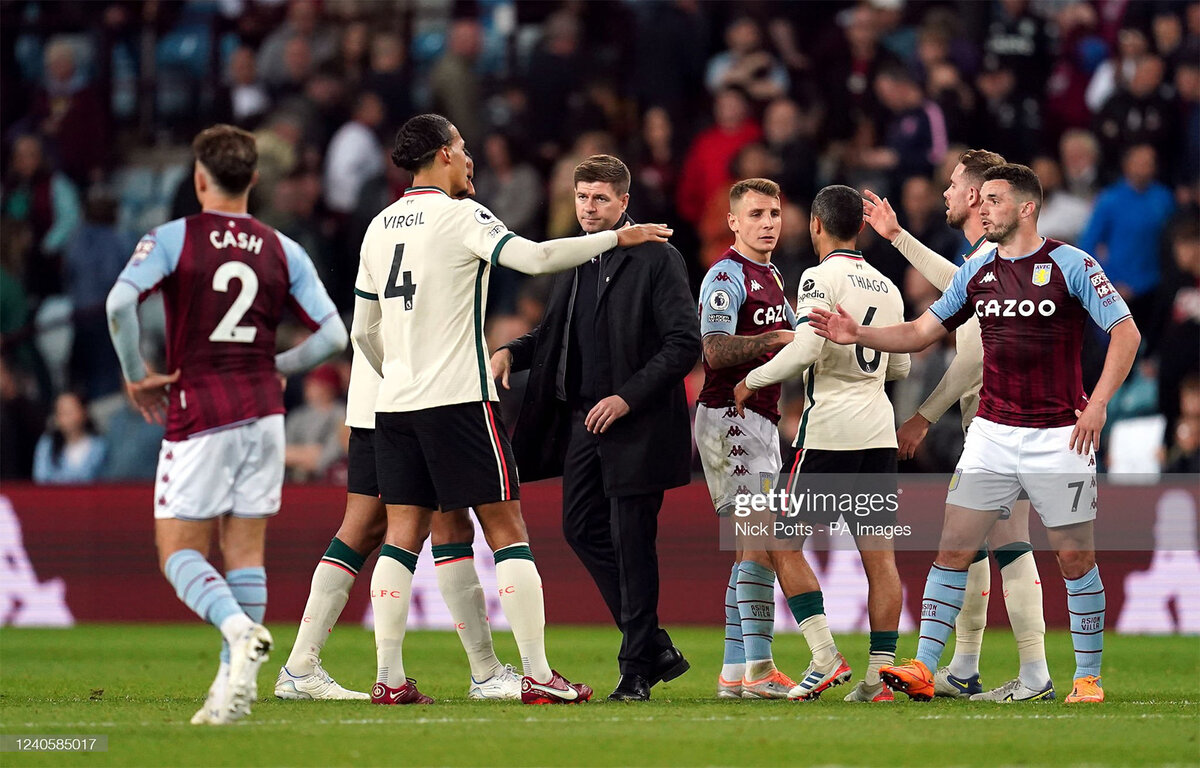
[
  {"left": 114, "top": 212, "right": 338, "bottom": 441},
  {"left": 354, "top": 186, "right": 514, "bottom": 412},
  {"left": 790, "top": 250, "right": 907, "bottom": 450}
]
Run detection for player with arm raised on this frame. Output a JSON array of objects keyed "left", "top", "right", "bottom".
[
  {"left": 352, "top": 114, "right": 671, "bottom": 705},
  {"left": 105, "top": 125, "right": 348, "bottom": 725},
  {"left": 862, "top": 149, "right": 1051, "bottom": 701},
  {"left": 694, "top": 178, "right": 797, "bottom": 699},
  {"left": 812, "top": 164, "right": 1140, "bottom": 704},
  {"left": 275, "top": 156, "right": 523, "bottom": 704},
  {"left": 734, "top": 184, "right": 910, "bottom": 703}
]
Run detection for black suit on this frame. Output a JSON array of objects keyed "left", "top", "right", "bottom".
[{"left": 504, "top": 215, "right": 700, "bottom": 676}]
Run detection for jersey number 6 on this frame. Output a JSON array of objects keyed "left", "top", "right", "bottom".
[{"left": 855, "top": 306, "right": 880, "bottom": 373}]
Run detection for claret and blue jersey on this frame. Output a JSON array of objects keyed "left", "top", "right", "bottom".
[{"left": 928, "top": 237, "right": 1132, "bottom": 429}]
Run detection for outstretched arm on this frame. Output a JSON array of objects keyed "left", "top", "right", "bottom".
[
  {"left": 809, "top": 305, "right": 947, "bottom": 353},
  {"left": 862, "top": 189, "right": 959, "bottom": 291},
  {"left": 494, "top": 224, "right": 672, "bottom": 275}
]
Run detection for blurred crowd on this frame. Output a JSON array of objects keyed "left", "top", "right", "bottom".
[{"left": 1, "top": 0, "right": 1197, "bottom": 484}]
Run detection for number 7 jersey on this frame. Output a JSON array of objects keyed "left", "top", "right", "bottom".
[
  {"left": 793, "top": 250, "right": 907, "bottom": 450},
  {"left": 354, "top": 186, "right": 514, "bottom": 412},
  {"left": 114, "top": 212, "right": 338, "bottom": 441}
]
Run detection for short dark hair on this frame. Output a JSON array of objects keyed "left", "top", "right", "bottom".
[
  {"left": 982, "top": 163, "right": 1043, "bottom": 208},
  {"left": 729, "top": 178, "right": 780, "bottom": 209},
  {"left": 811, "top": 184, "right": 863, "bottom": 241},
  {"left": 392, "top": 114, "right": 454, "bottom": 172},
  {"left": 573, "top": 154, "right": 630, "bottom": 196},
  {"left": 958, "top": 148, "right": 1006, "bottom": 187},
  {"left": 193, "top": 125, "right": 257, "bottom": 195}
]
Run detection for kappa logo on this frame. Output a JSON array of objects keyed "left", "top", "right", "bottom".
[
  {"left": 735, "top": 485, "right": 751, "bottom": 495},
  {"left": 1083, "top": 257, "right": 1096, "bottom": 269},
  {"left": 731, "top": 465, "right": 750, "bottom": 477},
  {"left": 724, "top": 407, "right": 742, "bottom": 419},
  {"left": 728, "top": 445, "right": 748, "bottom": 457},
  {"left": 980, "top": 272, "right": 997, "bottom": 284},
  {"left": 715, "top": 272, "right": 731, "bottom": 282},
  {"left": 725, "top": 425, "right": 745, "bottom": 438},
  {"left": 750, "top": 279, "right": 764, "bottom": 292}
]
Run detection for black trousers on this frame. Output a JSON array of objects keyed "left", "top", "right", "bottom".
[{"left": 562, "top": 407, "right": 672, "bottom": 677}]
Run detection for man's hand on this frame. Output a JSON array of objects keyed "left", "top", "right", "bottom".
[
  {"left": 585, "top": 395, "right": 630, "bottom": 434},
  {"left": 490, "top": 348, "right": 513, "bottom": 390},
  {"left": 897, "top": 413, "right": 931, "bottom": 460},
  {"left": 769, "top": 329, "right": 795, "bottom": 349},
  {"left": 862, "top": 189, "right": 901, "bottom": 241},
  {"left": 126, "top": 368, "right": 181, "bottom": 425},
  {"left": 1070, "top": 401, "right": 1106, "bottom": 455},
  {"left": 808, "top": 305, "right": 861, "bottom": 345},
  {"left": 616, "top": 223, "right": 673, "bottom": 247},
  {"left": 733, "top": 380, "right": 755, "bottom": 417}
]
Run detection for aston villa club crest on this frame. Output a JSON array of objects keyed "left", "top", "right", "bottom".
[{"left": 1032, "top": 263, "right": 1052, "bottom": 286}]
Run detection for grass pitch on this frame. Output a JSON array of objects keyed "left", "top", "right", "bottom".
[{"left": 1, "top": 625, "right": 1197, "bottom": 767}]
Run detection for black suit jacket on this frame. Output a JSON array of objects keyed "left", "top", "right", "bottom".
[{"left": 503, "top": 216, "right": 701, "bottom": 497}]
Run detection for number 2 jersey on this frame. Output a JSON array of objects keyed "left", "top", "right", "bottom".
[{"left": 114, "top": 212, "right": 338, "bottom": 441}]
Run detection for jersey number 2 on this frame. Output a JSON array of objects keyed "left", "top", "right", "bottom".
[
  {"left": 209, "top": 261, "right": 259, "bottom": 344},
  {"left": 855, "top": 306, "right": 880, "bottom": 373},
  {"left": 385, "top": 244, "right": 417, "bottom": 310}
]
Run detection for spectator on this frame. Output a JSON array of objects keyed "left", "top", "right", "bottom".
[
  {"left": 334, "top": 20, "right": 371, "bottom": 85},
  {"left": 1163, "top": 376, "right": 1200, "bottom": 473},
  {"left": 323, "top": 92, "right": 385, "bottom": 215},
  {"left": 1173, "top": 46, "right": 1200, "bottom": 189},
  {"left": 32, "top": 391, "right": 107, "bottom": 484},
  {"left": 761, "top": 97, "right": 818, "bottom": 204},
  {"left": 630, "top": 0, "right": 707, "bottom": 124},
  {"left": 675, "top": 87, "right": 762, "bottom": 227},
  {"left": 975, "top": 55, "right": 1043, "bottom": 164},
  {"left": 362, "top": 32, "right": 413, "bottom": 128},
  {"left": 926, "top": 60, "right": 975, "bottom": 146},
  {"left": 820, "top": 4, "right": 902, "bottom": 142},
  {"left": 524, "top": 10, "right": 584, "bottom": 157},
  {"left": 1044, "top": 1, "right": 1106, "bottom": 143},
  {"left": 268, "top": 36, "right": 315, "bottom": 104},
  {"left": 64, "top": 193, "right": 132, "bottom": 400},
  {"left": 431, "top": 18, "right": 484, "bottom": 150},
  {"left": 1094, "top": 55, "right": 1175, "bottom": 175},
  {"left": 898, "top": 175, "right": 959, "bottom": 262},
  {"left": 216, "top": 46, "right": 272, "bottom": 129},
  {"left": 0, "top": 353, "right": 47, "bottom": 480},
  {"left": 100, "top": 398, "right": 165, "bottom": 481},
  {"left": 1060, "top": 128, "right": 1103, "bottom": 199},
  {"left": 626, "top": 106, "right": 682, "bottom": 228},
  {"left": 1086, "top": 27, "right": 1151, "bottom": 114},
  {"left": 257, "top": 0, "right": 337, "bottom": 89},
  {"left": 26, "top": 38, "right": 110, "bottom": 185},
  {"left": 859, "top": 65, "right": 948, "bottom": 191},
  {"left": 1149, "top": 219, "right": 1200, "bottom": 443},
  {"left": 1, "top": 134, "right": 81, "bottom": 298},
  {"left": 982, "top": 0, "right": 1050, "bottom": 102},
  {"left": 284, "top": 364, "right": 347, "bottom": 482},
  {"left": 704, "top": 17, "right": 790, "bottom": 104},
  {"left": 1079, "top": 144, "right": 1175, "bottom": 325},
  {"left": 475, "top": 133, "right": 543, "bottom": 238},
  {"left": 1031, "top": 155, "right": 1094, "bottom": 243}
]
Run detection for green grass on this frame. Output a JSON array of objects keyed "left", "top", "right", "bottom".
[{"left": 1, "top": 625, "right": 1197, "bottom": 767}]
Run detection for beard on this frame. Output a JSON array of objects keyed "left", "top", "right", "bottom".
[
  {"left": 982, "top": 218, "right": 1018, "bottom": 243},
  {"left": 945, "top": 206, "right": 968, "bottom": 230}
]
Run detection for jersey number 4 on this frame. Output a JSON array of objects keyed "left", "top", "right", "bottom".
[
  {"left": 385, "top": 244, "right": 417, "bottom": 310},
  {"left": 855, "top": 306, "right": 880, "bottom": 373},
  {"left": 210, "top": 261, "right": 258, "bottom": 344}
]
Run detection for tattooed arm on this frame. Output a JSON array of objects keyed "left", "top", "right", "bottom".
[{"left": 702, "top": 330, "right": 795, "bottom": 369}]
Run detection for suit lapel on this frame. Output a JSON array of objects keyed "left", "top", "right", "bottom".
[{"left": 597, "top": 213, "right": 634, "bottom": 303}]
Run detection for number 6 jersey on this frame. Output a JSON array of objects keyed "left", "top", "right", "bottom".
[
  {"left": 114, "top": 211, "right": 338, "bottom": 441},
  {"left": 354, "top": 186, "right": 514, "bottom": 412},
  {"left": 747, "top": 249, "right": 908, "bottom": 451}
]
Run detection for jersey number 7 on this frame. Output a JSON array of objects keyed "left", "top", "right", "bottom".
[{"left": 385, "top": 244, "right": 418, "bottom": 310}]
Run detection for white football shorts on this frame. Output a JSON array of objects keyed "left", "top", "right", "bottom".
[
  {"left": 947, "top": 416, "right": 1096, "bottom": 528},
  {"left": 153, "top": 414, "right": 285, "bottom": 520},
  {"left": 695, "top": 404, "right": 781, "bottom": 516}
]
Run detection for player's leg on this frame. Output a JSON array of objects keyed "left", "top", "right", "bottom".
[
  {"left": 846, "top": 536, "right": 901, "bottom": 703},
  {"left": 884, "top": 418, "right": 1021, "bottom": 700},
  {"left": 719, "top": 554, "right": 746, "bottom": 697},
  {"left": 280, "top": 425, "right": 386, "bottom": 697},
  {"left": 936, "top": 547, "right": 989, "bottom": 697},
  {"left": 417, "top": 402, "right": 589, "bottom": 704},
  {"left": 968, "top": 498, "right": 1052, "bottom": 701},
  {"left": 276, "top": 491, "right": 384, "bottom": 700},
  {"left": 1023, "top": 424, "right": 1102, "bottom": 704},
  {"left": 430, "top": 508, "right": 520, "bottom": 700},
  {"left": 734, "top": 548, "right": 794, "bottom": 699}
]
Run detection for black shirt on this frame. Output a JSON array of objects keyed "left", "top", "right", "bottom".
[{"left": 565, "top": 253, "right": 612, "bottom": 406}]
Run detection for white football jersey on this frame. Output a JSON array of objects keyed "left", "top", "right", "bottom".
[
  {"left": 344, "top": 343, "right": 379, "bottom": 429},
  {"left": 355, "top": 186, "right": 514, "bottom": 412},
  {"left": 793, "top": 250, "right": 907, "bottom": 450}
]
